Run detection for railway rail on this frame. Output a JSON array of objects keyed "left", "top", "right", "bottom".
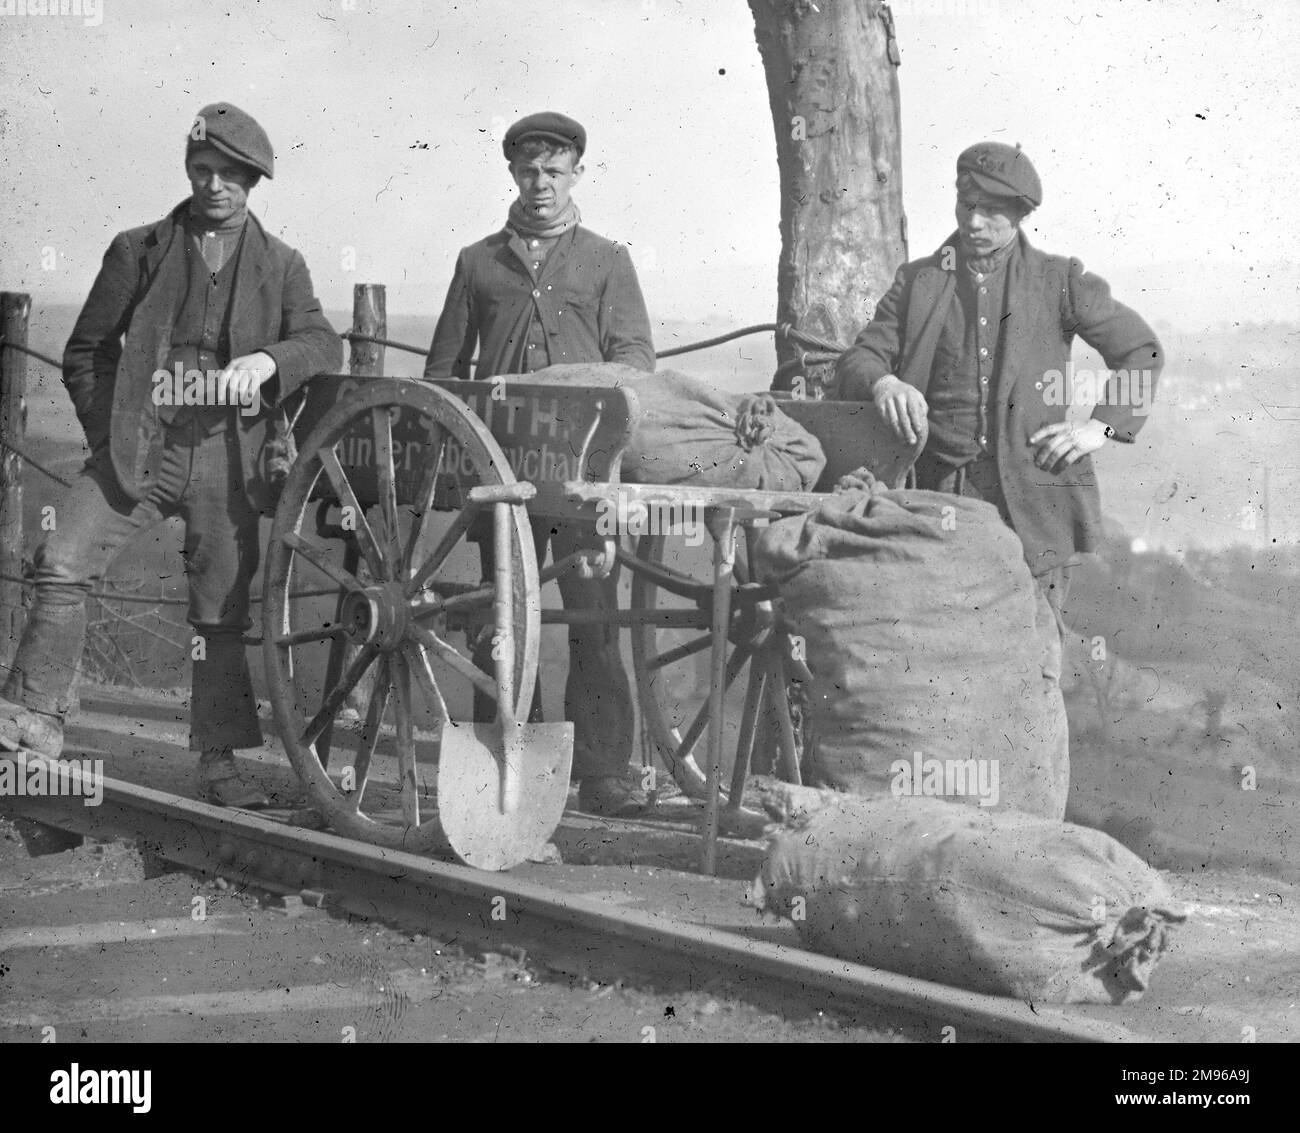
[{"left": 2, "top": 760, "right": 1130, "bottom": 1043}]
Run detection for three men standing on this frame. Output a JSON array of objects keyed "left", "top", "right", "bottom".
[
  {"left": 424, "top": 112, "right": 655, "bottom": 816},
  {"left": 0, "top": 103, "right": 342, "bottom": 807},
  {"left": 3, "top": 117, "right": 1157, "bottom": 821},
  {"left": 837, "top": 142, "right": 1163, "bottom": 620}
]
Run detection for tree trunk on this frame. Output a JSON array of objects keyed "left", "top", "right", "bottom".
[
  {"left": 749, "top": 0, "right": 907, "bottom": 396},
  {"left": 0, "top": 292, "right": 30, "bottom": 672}
]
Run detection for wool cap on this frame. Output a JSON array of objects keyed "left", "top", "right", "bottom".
[
  {"left": 956, "top": 141, "right": 1041, "bottom": 210},
  {"left": 186, "top": 102, "right": 274, "bottom": 179},
  {"left": 502, "top": 112, "right": 586, "bottom": 160}
]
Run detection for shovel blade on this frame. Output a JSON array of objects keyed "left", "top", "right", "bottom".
[{"left": 436, "top": 720, "right": 573, "bottom": 871}]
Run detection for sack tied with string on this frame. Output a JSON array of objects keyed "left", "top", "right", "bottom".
[
  {"left": 527, "top": 363, "right": 826, "bottom": 491},
  {"left": 752, "top": 473, "right": 1069, "bottom": 819},
  {"left": 753, "top": 792, "right": 1187, "bottom": 1004}
]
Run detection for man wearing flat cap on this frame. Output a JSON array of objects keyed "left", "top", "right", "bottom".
[
  {"left": 836, "top": 141, "right": 1163, "bottom": 621},
  {"left": 424, "top": 111, "right": 655, "bottom": 816},
  {"left": 0, "top": 102, "right": 342, "bottom": 809}
]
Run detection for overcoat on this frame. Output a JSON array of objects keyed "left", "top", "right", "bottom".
[
  {"left": 63, "top": 200, "right": 342, "bottom": 513},
  {"left": 835, "top": 231, "right": 1163, "bottom": 573}
]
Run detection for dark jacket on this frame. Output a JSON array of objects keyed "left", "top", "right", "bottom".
[
  {"left": 423, "top": 224, "right": 654, "bottom": 380},
  {"left": 835, "top": 231, "right": 1163, "bottom": 574},
  {"left": 63, "top": 200, "right": 342, "bottom": 513}
]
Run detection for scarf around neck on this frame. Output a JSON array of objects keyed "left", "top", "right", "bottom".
[
  {"left": 506, "top": 197, "right": 581, "bottom": 240},
  {"left": 186, "top": 202, "right": 248, "bottom": 272},
  {"left": 960, "top": 235, "right": 1016, "bottom": 278}
]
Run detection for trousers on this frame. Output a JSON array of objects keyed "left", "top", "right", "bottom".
[
  {"left": 472, "top": 518, "right": 634, "bottom": 782},
  {"left": 1, "top": 422, "right": 264, "bottom": 751},
  {"left": 913, "top": 449, "right": 1074, "bottom": 624}
]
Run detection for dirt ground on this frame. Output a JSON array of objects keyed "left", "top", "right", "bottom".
[{"left": 0, "top": 821, "right": 912, "bottom": 1043}]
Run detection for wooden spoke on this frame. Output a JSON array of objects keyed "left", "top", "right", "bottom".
[
  {"left": 318, "top": 444, "right": 388, "bottom": 578},
  {"left": 274, "top": 624, "right": 345, "bottom": 647},
  {"left": 410, "top": 578, "right": 485, "bottom": 601},
  {"left": 728, "top": 655, "right": 768, "bottom": 805},
  {"left": 372, "top": 407, "right": 403, "bottom": 571},
  {"left": 405, "top": 642, "right": 449, "bottom": 728},
  {"left": 670, "top": 646, "right": 751, "bottom": 766},
  {"left": 283, "top": 531, "right": 365, "bottom": 593},
  {"left": 302, "top": 643, "right": 379, "bottom": 748},
  {"left": 432, "top": 583, "right": 497, "bottom": 614},
  {"left": 645, "top": 632, "right": 713, "bottom": 673},
  {"left": 403, "top": 423, "right": 446, "bottom": 580},
  {"left": 405, "top": 499, "right": 482, "bottom": 596},
  {"left": 407, "top": 622, "right": 498, "bottom": 701},
  {"left": 390, "top": 651, "right": 420, "bottom": 828},
  {"left": 345, "top": 656, "right": 391, "bottom": 813}
]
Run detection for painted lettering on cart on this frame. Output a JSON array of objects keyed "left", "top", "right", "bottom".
[
  {"left": 335, "top": 435, "right": 579, "bottom": 483},
  {"left": 459, "top": 391, "right": 575, "bottom": 441}
]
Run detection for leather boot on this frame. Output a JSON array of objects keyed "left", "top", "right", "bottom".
[
  {"left": 0, "top": 700, "right": 64, "bottom": 759},
  {"left": 198, "top": 746, "right": 270, "bottom": 809},
  {"left": 577, "top": 775, "right": 649, "bottom": 818},
  {"left": 1, "top": 703, "right": 79, "bottom": 854}
]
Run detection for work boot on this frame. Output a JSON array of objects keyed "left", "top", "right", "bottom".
[
  {"left": 286, "top": 800, "right": 330, "bottom": 830},
  {"left": 198, "top": 746, "right": 270, "bottom": 810},
  {"left": 1, "top": 703, "right": 79, "bottom": 854},
  {"left": 0, "top": 700, "right": 64, "bottom": 759},
  {"left": 577, "top": 776, "right": 649, "bottom": 818}
]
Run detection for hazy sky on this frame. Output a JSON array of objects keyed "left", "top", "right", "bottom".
[{"left": 2, "top": 0, "right": 1297, "bottom": 327}]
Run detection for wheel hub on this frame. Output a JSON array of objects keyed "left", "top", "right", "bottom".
[
  {"left": 340, "top": 583, "right": 410, "bottom": 651},
  {"left": 728, "top": 597, "right": 776, "bottom": 649}
]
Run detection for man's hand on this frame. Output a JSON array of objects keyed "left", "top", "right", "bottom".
[
  {"left": 215, "top": 351, "right": 277, "bottom": 412},
  {"left": 873, "top": 374, "right": 928, "bottom": 445},
  {"left": 1029, "top": 418, "right": 1111, "bottom": 473}
]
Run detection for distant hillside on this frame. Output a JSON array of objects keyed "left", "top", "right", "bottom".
[{"left": 20, "top": 300, "right": 1299, "bottom": 554}]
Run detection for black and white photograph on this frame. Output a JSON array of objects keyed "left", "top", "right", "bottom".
[{"left": 0, "top": 0, "right": 1295, "bottom": 1077}]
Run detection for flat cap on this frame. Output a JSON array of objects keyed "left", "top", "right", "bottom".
[
  {"left": 956, "top": 141, "right": 1041, "bottom": 210},
  {"left": 502, "top": 112, "right": 586, "bottom": 160},
  {"left": 186, "top": 102, "right": 274, "bottom": 179}
]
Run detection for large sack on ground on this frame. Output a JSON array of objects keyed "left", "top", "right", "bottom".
[
  {"left": 753, "top": 477, "right": 1068, "bottom": 818},
  {"left": 754, "top": 793, "right": 1187, "bottom": 1004},
  {"left": 527, "top": 363, "right": 825, "bottom": 491}
]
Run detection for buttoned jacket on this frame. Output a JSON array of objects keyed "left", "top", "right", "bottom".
[
  {"left": 423, "top": 224, "right": 654, "bottom": 380},
  {"left": 835, "top": 231, "right": 1163, "bottom": 572}
]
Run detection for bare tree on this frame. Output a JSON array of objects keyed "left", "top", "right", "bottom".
[{"left": 749, "top": 0, "right": 907, "bottom": 396}]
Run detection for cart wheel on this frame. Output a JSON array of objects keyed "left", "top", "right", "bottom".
[
  {"left": 262, "top": 379, "right": 539, "bottom": 853},
  {"left": 629, "top": 530, "right": 803, "bottom": 802}
]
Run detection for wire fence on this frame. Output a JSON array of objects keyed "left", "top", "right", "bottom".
[{"left": 0, "top": 317, "right": 847, "bottom": 666}]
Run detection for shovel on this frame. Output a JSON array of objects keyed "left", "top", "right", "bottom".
[{"left": 437, "top": 500, "right": 573, "bottom": 871}]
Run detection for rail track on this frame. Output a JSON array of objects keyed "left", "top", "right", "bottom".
[{"left": 0, "top": 763, "right": 1132, "bottom": 1044}]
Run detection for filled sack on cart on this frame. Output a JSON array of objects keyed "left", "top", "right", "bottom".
[
  {"left": 753, "top": 793, "right": 1187, "bottom": 1004},
  {"left": 528, "top": 363, "right": 825, "bottom": 491},
  {"left": 752, "top": 474, "right": 1069, "bottom": 819}
]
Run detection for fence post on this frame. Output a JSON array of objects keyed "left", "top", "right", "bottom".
[
  {"left": 349, "top": 284, "right": 387, "bottom": 379},
  {"left": 342, "top": 284, "right": 386, "bottom": 718},
  {"left": 0, "top": 291, "right": 30, "bottom": 673}
]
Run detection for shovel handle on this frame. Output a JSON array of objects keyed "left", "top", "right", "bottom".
[{"left": 493, "top": 500, "right": 518, "bottom": 812}]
